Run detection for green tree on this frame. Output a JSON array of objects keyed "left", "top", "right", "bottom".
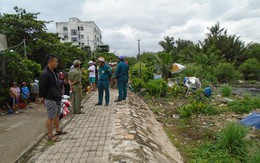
[
  {"left": 155, "top": 52, "right": 172, "bottom": 80},
  {"left": 159, "top": 36, "right": 175, "bottom": 53},
  {"left": 2, "top": 51, "right": 40, "bottom": 83},
  {"left": 0, "top": 6, "right": 50, "bottom": 57},
  {"left": 245, "top": 43, "right": 260, "bottom": 61},
  {"left": 199, "top": 22, "right": 246, "bottom": 66}
]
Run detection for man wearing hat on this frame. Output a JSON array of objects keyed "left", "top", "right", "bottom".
[
  {"left": 68, "top": 60, "right": 83, "bottom": 114},
  {"left": 115, "top": 55, "right": 129, "bottom": 102},
  {"left": 95, "top": 57, "right": 112, "bottom": 106},
  {"left": 88, "top": 60, "right": 96, "bottom": 91}
]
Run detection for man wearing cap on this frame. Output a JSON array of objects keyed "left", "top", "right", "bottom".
[
  {"left": 88, "top": 60, "right": 96, "bottom": 91},
  {"left": 115, "top": 55, "right": 129, "bottom": 102},
  {"left": 68, "top": 60, "right": 83, "bottom": 114},
  {"left": 95, "top": 57, "right": 112, "bottom": 106},
  {"left": 39, "top": 55, "right": 67, "bottom": 142}
]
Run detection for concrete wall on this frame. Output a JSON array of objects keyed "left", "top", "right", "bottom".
[{"left": 0, "top": 34, "right": 7, "bottom": 51}]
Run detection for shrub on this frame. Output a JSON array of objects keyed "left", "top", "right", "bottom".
[
  {"left": 169, "top": 84, "right": 186, "bottom": 98},
  {"left": 178, "top": 100, "right": 217, "bottom": 118},
  {"left": 220, "top": 84, "right": 232, "bottom": 97},
  {"left": 178, "top": 104, "right": 193, "bottom": 118},
  {"left": 129, "top": 62, "right": 153, "bottom": 82},
  {"left": 145, "top": 79, "right": 168, "bottom": 97},
  {"left": 239, "top": 58, "right": 260, "bottom": 80},
  {"left": 130, "top": 78, "right": 145, "bottom": 92},
  {"left": 217, "top": 122, "right": 249, "bottom": 160},
  {"left": 215, "top": 63, "right": 242, "bottom": 83}
]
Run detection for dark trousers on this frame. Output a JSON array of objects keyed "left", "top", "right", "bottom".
[
  {"left": 98, "top": 80, "right": 110, "bottom": 104},
  {"left": 117, "top": 78, "right": 128, "bottom": 100}
]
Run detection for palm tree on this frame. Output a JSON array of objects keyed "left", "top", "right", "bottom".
[{"left": 154, "top": 52, "right": 172, "bottom": 81}]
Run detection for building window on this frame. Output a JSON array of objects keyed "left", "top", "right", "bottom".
[
  {"left": 81, "top": 35, "right": 84, "bottom": 39},
  {"left": 81, "top": 42, "right": 84, "bottom": 46},
  {"left": 80, "top": 26, "right": 84, "bottom": 30},
  {"left": 72, "top": 37, "right": 78, "bottom": 42},
  {"left": 71, "top": 29, "right": 77, "bottom": 35},
  {"left": 63, "top": 27, "right": 68, "bottom": 32}
]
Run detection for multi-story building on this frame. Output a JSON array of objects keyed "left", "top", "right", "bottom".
[{"left": 56, "top": 17, "right": 102, "bottom": 51}]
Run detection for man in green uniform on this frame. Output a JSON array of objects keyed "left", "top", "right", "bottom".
[
  {"left": 68, "top": 60, "right": 83, "bottom": 114},
  {"left": 95, "top": 57, "right": 112, "bottom": 106},
  {"left": 115, "top": 55, "right": 129, "bottom": 102}
]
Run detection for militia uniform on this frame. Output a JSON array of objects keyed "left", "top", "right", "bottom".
[
  {"left": 68, "top": 60, "right": 82, "bottom": 114},
  {"left": 96, "top": 57, "right": 112, "bottom": 106},
  {"left": 115, "top": 56, "right": 129, "bottom": 101}
]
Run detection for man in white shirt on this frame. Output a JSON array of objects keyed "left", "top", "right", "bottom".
[{"left": 88, "top": 61, "right": 96, "bottom": 91}]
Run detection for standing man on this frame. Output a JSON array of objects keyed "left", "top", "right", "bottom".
[
  {"left": 95, "top": 57, "right": 112, "bottom": 106},
  {"left": 88, "top": 60, "right": 96, "bottom": 91},
  {"left": 39, "top": 55, "right": 67, "bottom": 142},
  {"left": 115, "top": 55, "right": 129, "bottom": 102},
  {"left": 68, "top": 60, "right": 83, "bottom": 114}
]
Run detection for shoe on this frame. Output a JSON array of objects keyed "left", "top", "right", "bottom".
[
  {"left": 122, "top": 98, "right": 126, "bottom": 100},
  {"left": 95, "top": 103, "right": 102, "bottom": 106},
  {"left": 55, "top": 130, "right": 68, "bottom": 135},
  {"left": 105, "top": 103, "right": 109, "bottom": 106},
  {"left": 48, "top": 135, "right": 61, "bottom": 142},
  {"left": 114, "top": 99, "right": 122, "bottom": 102},
  {"left": 15, "top": 111, "right": 19, "bottom": 114}
]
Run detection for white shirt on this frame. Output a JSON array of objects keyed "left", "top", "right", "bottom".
[{"left": 88, "top": 65, "right": 96, "bottom": 77}]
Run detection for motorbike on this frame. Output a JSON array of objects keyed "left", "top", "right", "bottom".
[{"left": 59, "top": 95, "right": 71, "bottom": 120}]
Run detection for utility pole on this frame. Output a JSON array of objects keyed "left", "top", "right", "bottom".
[
  {"left": 23, "top": 39, "right": 27, "bottom": 59},
  {"left": 138, "top": 39, "right": 141, "bottom": 78}
]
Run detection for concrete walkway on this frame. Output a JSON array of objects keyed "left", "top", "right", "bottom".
[
  {"left": 25, "top": 89, "right": 183, "bottom": 163},
  {"left": 29, "top": 90, "right": 116, "bottom": 163}
]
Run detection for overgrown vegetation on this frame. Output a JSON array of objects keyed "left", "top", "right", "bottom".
[{"left": 129, "top": 22, "right": 260, "bottom": 162}]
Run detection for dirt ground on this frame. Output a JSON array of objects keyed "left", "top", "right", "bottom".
[{"left": 146, "top": 91, "right": 260, "bottom": 161}]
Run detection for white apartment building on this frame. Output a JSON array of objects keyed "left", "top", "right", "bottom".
[{"left": 56, "top": 17, "right": 102, "bottom": 51}]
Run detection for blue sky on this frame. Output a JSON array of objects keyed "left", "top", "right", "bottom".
[{"left": 1, "top": 0, "right": 260, "bottom": 56}]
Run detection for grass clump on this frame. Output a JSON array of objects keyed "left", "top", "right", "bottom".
[
  {"left": 247, "top": 150, "right": 260, "bottom": 163},
  {"left": 217, "top": 122, "right": 249, "bottom": 161},
  {"left": 220, "top": 84, "right": 233, "bottom": 97},
  {"left": 228, "top": 95, "right": 260, "bottom": 114}
]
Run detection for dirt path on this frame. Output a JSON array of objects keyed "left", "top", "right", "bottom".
[{"left": 0, "top": 103, "right": 46, "bottom": 163}]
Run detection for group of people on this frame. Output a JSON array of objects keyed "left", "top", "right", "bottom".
[
  {"left": 38, "top": 54, "right": 129, "bottom": 142},
  {"left": 9, "top": 80, "right": 39, "bottom": 113}
]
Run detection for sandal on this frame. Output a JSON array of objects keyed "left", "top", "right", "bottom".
[
  {"left": 48, "top": 135, "right": 61, "bottom": 142},
  {"left": 55, "top": 130, "right": 68, "bottom": 135}
]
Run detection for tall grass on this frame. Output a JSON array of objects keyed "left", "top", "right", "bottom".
[
  {"left": 247, "top": 150, "right": 260, "bottom": 163},
  {"left": 217, "top": 122, "right": 249, "bottom": 161},
  {"left": 220, "top": 84, "right": 232, "bottom": 97}
]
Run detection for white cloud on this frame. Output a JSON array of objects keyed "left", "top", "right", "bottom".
[{"left": 1, "top": 0, "right": 260, "bottom": 56}]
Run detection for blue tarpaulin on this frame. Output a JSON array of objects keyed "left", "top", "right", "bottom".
[{"left": 240, "top": 112, "right": 260, "bottom": 129}]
